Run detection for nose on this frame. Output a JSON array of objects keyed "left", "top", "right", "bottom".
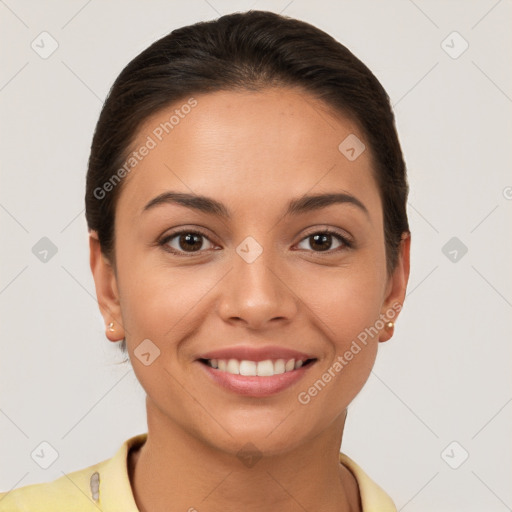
[{"left": 217, "top": 245, "right": 298, "bottom": 330}]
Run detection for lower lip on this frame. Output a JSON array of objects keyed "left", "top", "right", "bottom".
[{"left": 198, "top": 361, "right": 314, "bottom": 397}]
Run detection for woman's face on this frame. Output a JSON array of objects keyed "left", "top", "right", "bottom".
[{"left": 91, "top": 87, "right": 409, "bottom": 456}]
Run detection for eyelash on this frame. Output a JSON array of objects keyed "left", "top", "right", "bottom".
[{"left": 158, "top": 228, "right": 353, "bottom": 257}]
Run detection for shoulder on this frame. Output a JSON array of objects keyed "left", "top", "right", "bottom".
[
  {"left": 0, "top": 433, "right": 147, "bottom": 512},
  {"left": 339, "top": 452, "right": 397, "bottom": 512},
  {"left": 0, "top": 462, "right": 104, "bottom": 512}
]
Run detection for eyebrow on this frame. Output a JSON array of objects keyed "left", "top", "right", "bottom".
[{"left": 142, "top": 191, "right": 369, "bottom": 218}]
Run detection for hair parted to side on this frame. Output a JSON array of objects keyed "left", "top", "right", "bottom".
[{"left": 85, "top": 10, "right": 409, "bottom": 356}]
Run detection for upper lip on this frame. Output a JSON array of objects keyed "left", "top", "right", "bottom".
[{"left": 197, "top": 345, "right": 316, "bottom": 363}]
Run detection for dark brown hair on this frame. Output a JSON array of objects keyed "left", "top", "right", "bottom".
[{"left": 85, "top": 10, "right": 409, "bottom": 352}]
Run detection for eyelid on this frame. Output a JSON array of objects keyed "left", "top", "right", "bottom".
[
  {"left": 294, "top": 228, "right": 353, "bottom": 253},
  {"left": 158, "top": 226, "right": 354, "bottom": 256},
  {"left": 299, "top": 226, "right": 354, "bottom": 246},
  {"left": 158, "top": 227, "right": 218, "bottom": 256}
]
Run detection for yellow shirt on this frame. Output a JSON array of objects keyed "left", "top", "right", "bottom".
[{"left": 0, "top": 433, "right": 396, "bottom": 511}]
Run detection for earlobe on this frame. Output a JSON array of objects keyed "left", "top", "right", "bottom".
[
  {"left": 88, "top": 231, "right": 125, "bottom": 342},
  {"left": 379, "top": 321, "right": 395, "bottom": 343},
  {"left": 379, "top": 232, "right": 411, "bottom": 343}
]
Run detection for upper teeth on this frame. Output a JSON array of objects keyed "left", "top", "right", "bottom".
[{"left": 208, "top": 358, "right": 305, "bottom": 376}]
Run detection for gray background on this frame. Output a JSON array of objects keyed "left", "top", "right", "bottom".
[{"left": 1, "top": 1, "right": 511, "bottom": 510}]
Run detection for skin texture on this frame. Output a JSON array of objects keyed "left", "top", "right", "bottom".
[{"left": 89, "top": 87, "right": 410, "bottom": 512}]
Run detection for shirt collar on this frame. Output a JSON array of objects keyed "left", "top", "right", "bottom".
[
  {"left": 95, "top": 433, "right": 396, "bottom": 512},
  {"left": 94, "top": 432, "right": 146, "bottom": 510},
  {"left": 339, "top": 452, "right": 397, "bottom": 511}
]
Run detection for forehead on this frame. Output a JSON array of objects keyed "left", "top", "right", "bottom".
[{"left": 117, "top": 87, "right": 381, "bottom": 220}]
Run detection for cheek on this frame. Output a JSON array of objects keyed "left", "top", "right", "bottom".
[
  {"left": 305, "top": 261, "right": 386, "bottom": 345},
  {"left": 295, "top": 268, "right": 383, "bottom": 420},
  {"left": 116, "top": 248, "right": 226, "bottom": 351},
  {"left": 296, "top": 256, "right": 385, "bottom": 396}
]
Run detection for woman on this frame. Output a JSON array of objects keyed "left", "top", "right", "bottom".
[{"left": 0, "top": 9, "right": 410, "bottom": 511}]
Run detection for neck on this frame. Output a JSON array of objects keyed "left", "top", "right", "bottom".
[{"left": 129, "top": 397, "right": 361, "bottom": 512}]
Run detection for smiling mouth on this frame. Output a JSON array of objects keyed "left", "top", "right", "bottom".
[{"left": 198, "top": 358, "right": 316, "bottom": 377}]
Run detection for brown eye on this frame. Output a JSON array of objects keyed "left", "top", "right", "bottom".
[
  {"left": 162, "top": 231, "right": 215, "bottom": 254},
  {"left": 296, "top": 230, "right": 350, "bottom": 253}
]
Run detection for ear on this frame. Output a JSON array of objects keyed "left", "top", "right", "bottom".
[
  {"left": 89, "top": 230, "right": 125, "bottom": 342},
  {"left": 379, "top": 233, "right": 411, "bottom": 342}
]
